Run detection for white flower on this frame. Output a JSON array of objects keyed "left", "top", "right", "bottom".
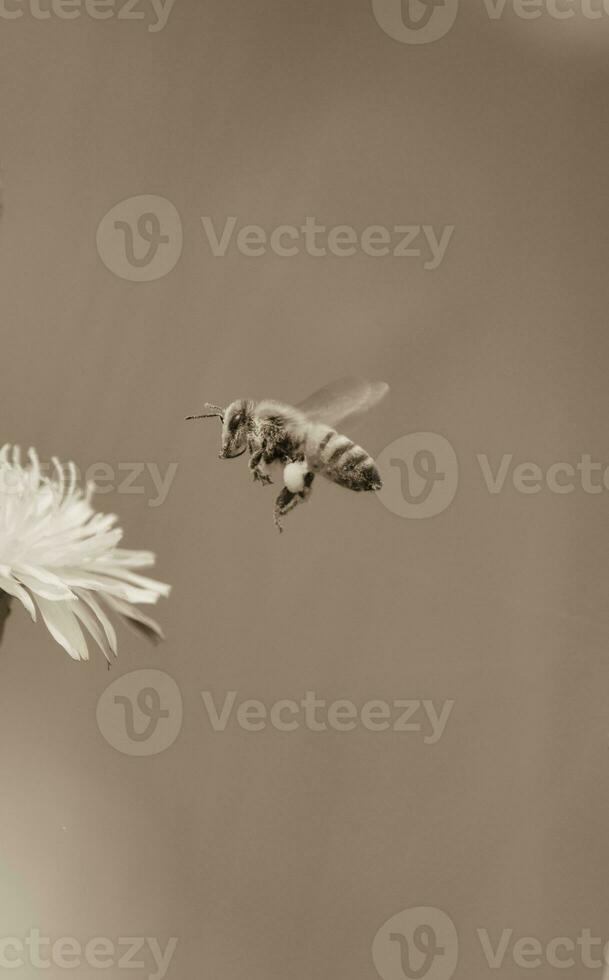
[{"left": 0, "top": 445, "right": 170, "bottom": 662}]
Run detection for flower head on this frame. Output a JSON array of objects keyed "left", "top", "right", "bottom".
[{"left": 0, "top": 445, "right": 170, "bottom": 661}]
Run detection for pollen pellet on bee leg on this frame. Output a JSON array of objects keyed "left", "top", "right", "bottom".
[{"left": 283, "top": 461, "right": 308, "bottom": 494}]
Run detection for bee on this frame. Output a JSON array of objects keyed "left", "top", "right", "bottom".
[{"left": 187, "top": 378, "right": 389, "bottom": 531}]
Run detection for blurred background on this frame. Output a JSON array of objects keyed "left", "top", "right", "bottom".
[{"left": 1, "top": 1, "right": 609, "bottom": 977}]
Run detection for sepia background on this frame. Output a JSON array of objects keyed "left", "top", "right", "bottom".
[{"left": 1, "top": 1, "right": 609, "bottom": 977}]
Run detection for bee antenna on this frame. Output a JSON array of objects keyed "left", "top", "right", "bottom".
[{"left": 186, "top": 403, "right": 225, "bottom": 422}]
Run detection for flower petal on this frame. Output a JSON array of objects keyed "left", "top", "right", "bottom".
[
  {"left": 75, "top": 589, "right": 117, "bottom": 657},
  {"left": 102, "top": 549, "right": 157, "bottom": 568},
  {"left": 34, "top": 598, "right": 89, "bottom": 661},
  {"left": 91, "top": 566, "right": 171, "bottom": 597},
  {"left": 71, "top": 600, "right": 112, "bottom": 662},
  {"left": 12, "top": 564, "right": 75, "bottom": 601},
  {"left": 0, "top": 445, "right": 169, "bottom": 660},
  {"left": 56, "top": 571, "right": 165, "bottom": 605},
  {"left": 104, "top": 594, "right": 165, "bottom": 644},
  {"left": 0, "top": 572, "right": 36, "bottom": 621}
]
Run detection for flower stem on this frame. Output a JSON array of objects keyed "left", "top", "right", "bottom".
[{"left": 0, "top": 590, "right": 11, "bottom": 645}]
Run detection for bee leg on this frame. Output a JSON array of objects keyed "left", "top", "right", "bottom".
[
  {"left": 273, "top": 489, "right": 296, "bottom": 532},
  {"left": 251, "top": 460, "right": 273, "bottom": 485},
  {"left": 273, "top": 473, "right": 315, "bottom": 532},
  {"left": 248, "top": 445, "right": 273, "bottom": 485}
]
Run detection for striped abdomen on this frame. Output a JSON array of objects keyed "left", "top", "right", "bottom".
[{"left": 305, "top": 425, "right": 382, "bottom": 492}]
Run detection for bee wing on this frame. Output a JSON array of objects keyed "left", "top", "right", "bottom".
[{"left": 296, "top": 378, "right": 389, "bottom": 430}]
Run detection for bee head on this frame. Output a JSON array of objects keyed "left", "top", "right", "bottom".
[
  {"left": 219, "top": 400, "right": 252, "bottom": 459},
  {"left": 186, "top": 399, "right": 252, "bottom": 459}
]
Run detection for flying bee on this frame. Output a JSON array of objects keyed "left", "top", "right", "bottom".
[{"left": 187, "top": 378, "right": 389, "bottom": 531}]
